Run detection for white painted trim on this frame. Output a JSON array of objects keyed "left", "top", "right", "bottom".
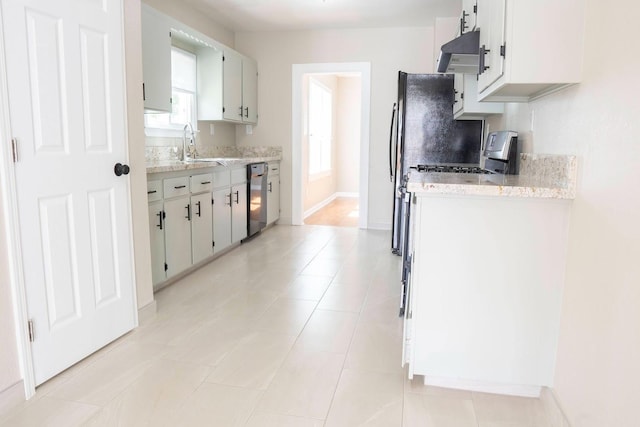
[
  {"left": 303, "top": 193, "right": 337, "bottom": 219},
  {"left": 425, "top": 376, "right": 542, "bottom": 398},
  {"left": 292, "top": 62, "right": 371, "bottom": 229},
  {"left": 0, "top": 380, "right": 25, "bottom": 418},
  {"left": 0, "top": 4, "right": 36, "bottom": 400}
]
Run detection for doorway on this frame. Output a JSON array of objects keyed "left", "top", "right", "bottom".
[{"left": 291, "top": 63, "right": 371, "bottom": 228}]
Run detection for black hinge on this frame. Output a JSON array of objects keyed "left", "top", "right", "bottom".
[
  {"left": 212, "top": 241, "right": 215, "bottom": 247},
  {"left": 212, "top": 198, "right": 214, "bottom": 205},
  {"left": 170, "top": 97, "right": 173, "bottom": 104},
  {"left": 164, "top": 263, "right": 168, "bottom": 272},
  {"left": 169, "top": 31, "right": 172, "bottom": 38},
  {"left": 28, "top": 320, "right": 34, "bottom": 342},
  {"left": 473, "top": 4, "right": 477, "bottom": 13},
  {"left": 223, "top": 107, "right": 226, "bottom": 113},
  {"left": 223, "top": 55, "right": 225, "bottom": 61},
  {"left": 500, "top": 44, "right": 506, "bottom": 57},
  {"left": 11, "top": 138, "right": 18, "bottom": 162}
]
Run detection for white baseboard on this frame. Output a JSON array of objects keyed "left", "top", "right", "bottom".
[
  {"left": 0, "top": 381, "right": 25, "bottom": 419},
  {"left": 424, "top": 376, "right": 541, "bottom": 398},
  {"left": 367, "top": 222, "right": 392, "bottom": 231},
  {"left": 303, "top": 194, "right": 337, "bottom": 219},
  {"left": 540, "top": 387, "right": 572, "bottom": 427},
  {"left": 137, "top": 300, "right": 157, "bottom": 326}
]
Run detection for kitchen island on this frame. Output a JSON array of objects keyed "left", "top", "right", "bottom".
[{"left": 402, "top": 154, "right": 576, "bottom": 397}]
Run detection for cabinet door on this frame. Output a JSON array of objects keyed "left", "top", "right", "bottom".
[
  {"left": 477, "top": 0, "right": 506, "bottom": 92},
  {"left": 191, "top": 192, "right": 214, "bottom": 264},
  {"left": 213, "top": 188, "right": 232, "bottom": 254},
  {"left": 148, "top": 201, "right": 166, "bottom": 286},
  {"left": 267, "top": 176, "right": 280, "bottom": 225},
  {"left": 141, "top": 5, "right": 172, "bottom": 113},
  {"left": 231, "top": 183, "right": 248, "bottom": 243},
  {"left": 242, "top": 57, "right": 258, "bottom": 124},
  {"left": 164, "top": 196, "right": 192, "bottom": 278},
  {"left": 196, "top": 47, "right": 224, "bottom": 121},
  {"left": 461, "top": 0, "right": 477, "bottom": 33},
  {"left": 223, "top": 50, "right": 243, "bottom": 122}
]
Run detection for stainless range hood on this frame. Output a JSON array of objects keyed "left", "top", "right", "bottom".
[{"left": 437, "top": 31, "right": 480, "bottom": 74}]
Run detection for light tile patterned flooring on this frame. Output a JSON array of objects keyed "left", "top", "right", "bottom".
[
  {"left": 1, "top": 225, "right": 554, "bottom": 426},
  {"left": 304, "top": 198, "right": 359, "bottom": 227}
]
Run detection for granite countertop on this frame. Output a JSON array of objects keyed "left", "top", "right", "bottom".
[
  {"left": 146, "top": 156, "right": 282, "bottom": 174},
  {"left": 407, "top": 154, "right": 577, "bottom": 200}
]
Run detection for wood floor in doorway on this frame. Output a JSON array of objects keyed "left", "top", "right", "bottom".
[{"left": 305, "top": 197, "right": 359, "bottom": 227}]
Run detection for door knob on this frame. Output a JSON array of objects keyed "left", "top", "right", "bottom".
[{"left": 114, "top": 163, "right": 130, "bottom": 176}]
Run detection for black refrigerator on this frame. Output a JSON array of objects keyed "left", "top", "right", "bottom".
[{"left": 389, "top": 72, "right": 483, "bottom": 256}]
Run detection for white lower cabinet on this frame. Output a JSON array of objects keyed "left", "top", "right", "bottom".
[
  {"left": 231, "top": 183, "right": 248, "bottom": 243},
  {"left": 267, "top": 162, "right": 280, "bottom": 225},
  {"left": 191, "top": 192, "right": 214, "bottom": 264},
  {"left": 164, "top": 196, "right": 192, "bottom": 278},
  {"left": 148, "top": 200, "right": 166, "bottom": 286},
  {"left": 212, "top": 187, "right": 232, "bottom": 254}
]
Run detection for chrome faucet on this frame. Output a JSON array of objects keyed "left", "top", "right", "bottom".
[{"left": 182, "top": 123, "right": 197, "bottom": 161}]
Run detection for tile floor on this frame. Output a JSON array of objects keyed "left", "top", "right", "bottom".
[
  {"left": 1, "top": 225, "right": 555, "bottom": 426},
  {"left": 304, "top": 198, "right": 359, "bottom": 227}
]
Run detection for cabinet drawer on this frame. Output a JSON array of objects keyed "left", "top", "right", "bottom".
[
  {"left": 163, "top": 176, "right": 190, "bottom": 198},
  {"left": 190, "top": 173, "right": 213, "bottom": 194},
  {"left": 212, "top": 169, "right": 231, "bottom": 188},
  {"left": 268, "top": 162, "right": 280, "bottom": 176},
  {"left": 147, "top": 179, "right": 162, "bottom": 202},
  {"left": 231, "top": 167, "right": 247, "bottom": 184}
]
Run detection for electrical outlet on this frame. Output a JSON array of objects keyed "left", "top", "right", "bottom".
[{"left": 246, "top": 125, "right": 253, "bottom": 135}]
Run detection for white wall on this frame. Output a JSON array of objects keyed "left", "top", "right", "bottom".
[
  {"left": 486, "top": 0, "right": 640, "bottom": 424},
  {"left": 336, "top": 76, "right": 361, "bottom": 194},
  {"left": 234, "top": 27, "right": 435, "bottom": 227}
]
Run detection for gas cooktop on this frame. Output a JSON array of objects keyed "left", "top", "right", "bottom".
[{"left": 411, "top": 164, "right": 494, "bottom": 174}]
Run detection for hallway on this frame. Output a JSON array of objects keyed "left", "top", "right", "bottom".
[{"left": 304, "top": 198, "right": 359, "bottom": 228}]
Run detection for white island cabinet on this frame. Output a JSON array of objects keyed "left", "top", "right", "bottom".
[
  {"left": 476, "top": 0, "right": 585, "bottom": 102},
  {"left": 404, "top": 194, "right": 571, "bottom": 396}
]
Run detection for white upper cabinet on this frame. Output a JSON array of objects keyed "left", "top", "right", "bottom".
[
  {"left": 476, "top": 0, "right": 585, "bottom": 102},
  {"left": 242, "top": 57, "right": 258, "bottom": 124},
  {"left": 141, "top": 5, "right": 172, "bottom": 113},
  {"left": 453, "top": 73, "right": 504, "bottom": 120},
  {"left": 223, "top": 50, "right": 243, "bottom": 122},
  {"left": 197, "top": 47, "right": 258, "bottom": 124},
  {"left": 459, "top": 0, "right": 477, "bottom": 35}
]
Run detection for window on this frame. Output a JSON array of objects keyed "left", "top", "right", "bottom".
[
  {"left": 145, "top": 47, "right": 197, "bottom": 135},
  {"left": 308, "top": 79, "right": 332, "bottom": 176}
]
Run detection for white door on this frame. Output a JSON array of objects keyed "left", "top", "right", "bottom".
[
  {"left": 1, "top": 0, "right": 136, "bottom": 385},
  {"left": 242, "top": 57, "right": 258, "bottom": 124},
  {"left": 477, "top": 0, "right": 506, "bottom": 92},
  {"left": 223, "top": 50, "right": 243, "bottom": 122}
]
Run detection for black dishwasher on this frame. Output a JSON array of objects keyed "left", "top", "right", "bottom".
[{"left": 247, "top": 162, "right": 268, "bottom": 237}]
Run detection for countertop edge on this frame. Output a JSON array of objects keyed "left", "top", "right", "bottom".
[
  {"left": 408, "top": 181, "right": 576, "bottom": 200},
  {"left": 146, "top": 156, "right": 282, "bottom": 174}
]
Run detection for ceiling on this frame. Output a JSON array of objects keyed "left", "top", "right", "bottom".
[{"left": 181, "top": 0, "right": 462, "bottom": 32}]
